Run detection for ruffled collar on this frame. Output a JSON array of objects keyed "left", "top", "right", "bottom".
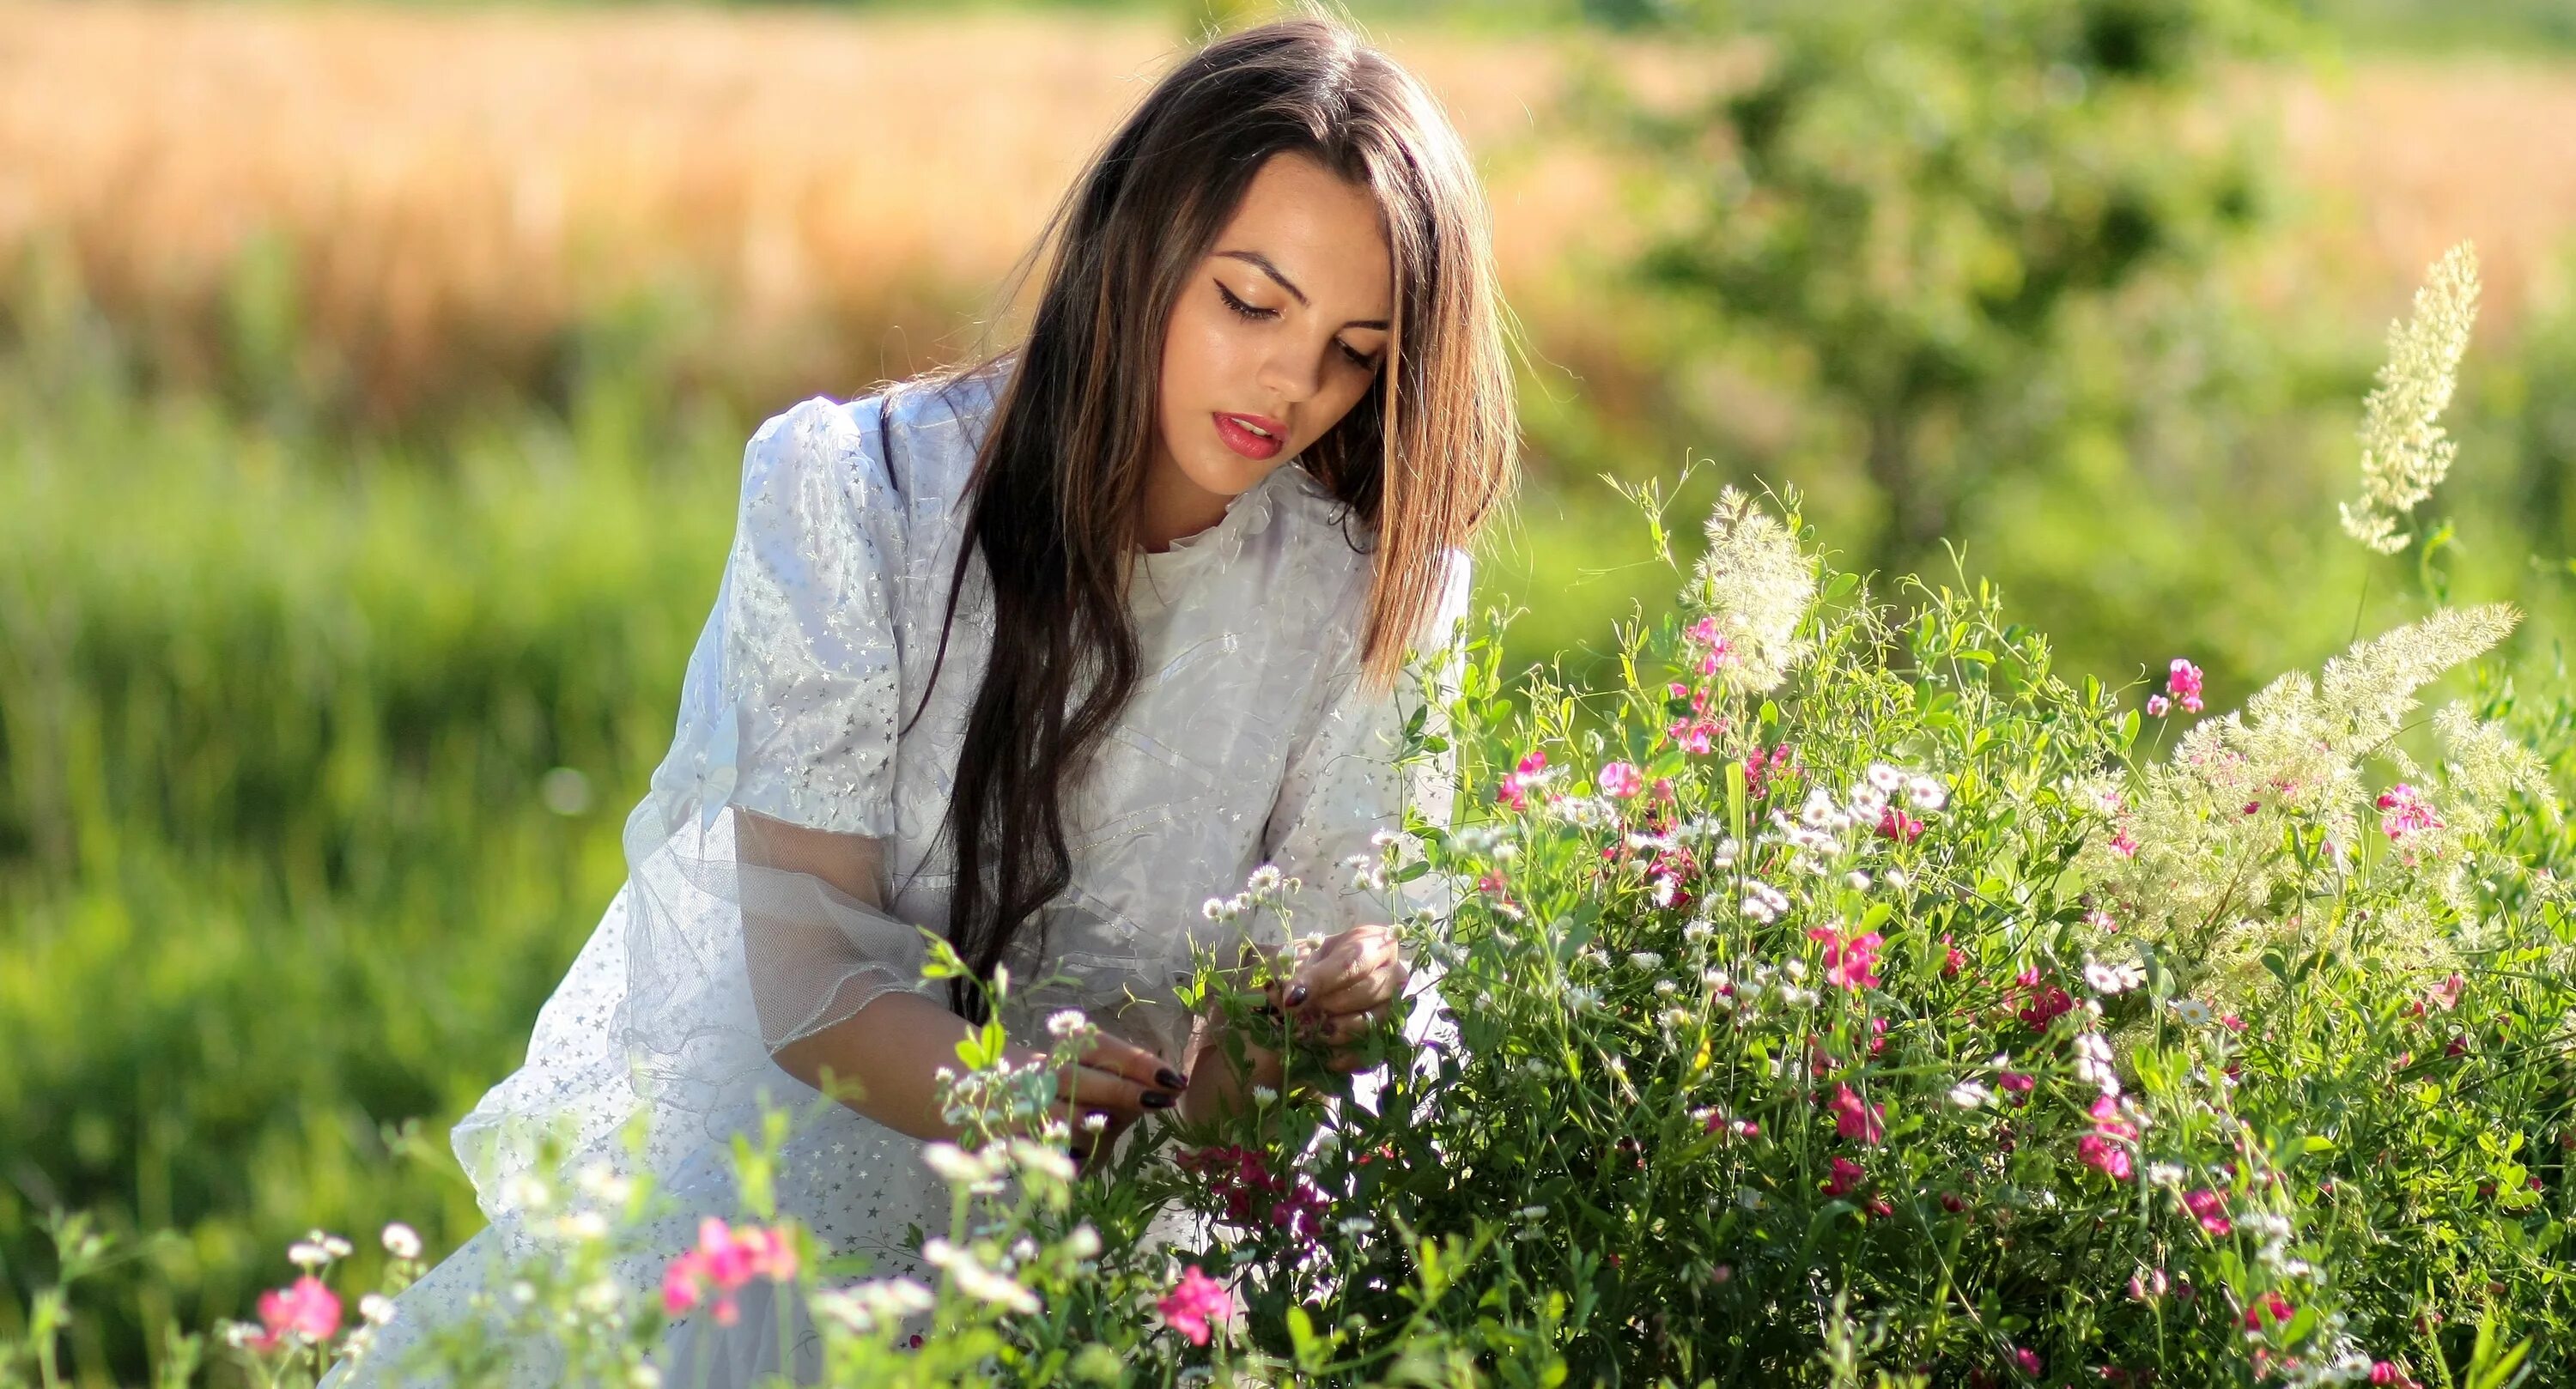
[{"left": 1131, "top": 461, "right": 1329, "bottom": 609}]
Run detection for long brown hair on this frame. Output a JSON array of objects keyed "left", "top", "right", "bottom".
[{"left": 907, "top": 10, "right": 1516, "bottom": 1016}]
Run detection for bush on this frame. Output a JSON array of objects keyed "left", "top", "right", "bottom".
[{"left": 9, "top": 252, "right": 2572, "bottom": 1389}]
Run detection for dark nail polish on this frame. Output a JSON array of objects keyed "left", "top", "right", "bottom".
[
  {"left": 1157, "top": 1067, "right": 1189, "bottom": 1091},
  {"left": 1286, "top": 984, "right": 1309, "bottom": 1006},
  {"left": 1140, "top": 1090, "right": 1175, "bottom": 1109}
]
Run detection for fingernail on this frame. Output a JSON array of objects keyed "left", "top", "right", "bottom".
[
  {"left": 1286, "top": 984, "right": 1309, "bottom": 1006},
  {"left": 1140, "top": 1090, "right": 1175, "bottom": 1109},
  {"left": 1157, "top": 1067, "right": 1189, "bottom": 1091}
]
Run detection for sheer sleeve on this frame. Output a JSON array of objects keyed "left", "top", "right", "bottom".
[{"left": 452, "top": 393, "right": 946, "bottom": 1215}]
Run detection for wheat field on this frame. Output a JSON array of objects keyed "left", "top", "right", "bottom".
[{"left": 0, "top": 1, "right": 2571, "bottom": 419}]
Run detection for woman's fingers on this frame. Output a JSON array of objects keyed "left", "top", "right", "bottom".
[
  {"left": 1292, "top": 929, "right": 1406, "bottom": 1016},
  {"left": 1078, "top": 1032, "right": 1189, "bottom": 1096}
]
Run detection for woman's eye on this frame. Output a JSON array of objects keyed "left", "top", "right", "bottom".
[
  {"left": 1340, "top": 341, "right": 1380, "bottom": 370},
  {"left": 1215, "top": 282, "right": 1276, "bottom": 321}
]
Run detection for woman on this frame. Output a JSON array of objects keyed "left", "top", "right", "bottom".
[{"left": 331, "top": 12, "right": 1515, "bottom": 1386}]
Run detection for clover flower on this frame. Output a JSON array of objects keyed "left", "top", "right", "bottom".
[{"left": 2340, "top": 243, "right": 2480, "bottom": 555}]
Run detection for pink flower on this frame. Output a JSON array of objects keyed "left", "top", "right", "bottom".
[
  {"left": 2016, "top": 985, "right": 2073, "bottom": 1031},
  {"left": 2377, "top": 783, "right": 2443, "bottom": 842},
  {"left": 1157, "top": 1265, "right": 1233, "bottom": 1346},
  {"left": 2110, "top": 829, "right": 2139, "bottom": 858},
  {"left": 1876, "top": 806, "right": 1923, "bottom": 843},
  {"left": 1807, "top": 925, "right": 1884, "bottom": 992},
  {"left": 2243, "top": 1290, "right": 2293, "bottom": 1331},
  {"left": 659, "top": 1219, "right": 799, "bottom": 1327},
  {"left": 1998, "top": 1071, "right": 2036, "bottom": 1099},
  {"left": 1498, "top": 750, "right": 1547, "bottom": 811},
  {"left": 1598, "top": 761, "right": 1644, "bottom": 798},
  {"left": 2167, "top": 658, "right": 2205, "bottom": 714},
  {"left": 2087, "top": 1095, "right": 2139, "bottom": 1140},
  {"left": 2079, "top": 1133, "right": 2133, "bottom": 1180},
  {"left": 1940, "top": 933, "right": 1966, "bottom": 977},
  {"left": 1822, "top": 1155, "right": 1866, "bottom": 1197},
  {"left": 2426, "top": 973, "right": 2466, "bottom": 1011},
  {"left": 1668, "top": 720, "right": 1716, "bottom": 755},
  {"left": 252, "top": 1277, "right": 342, "bottom": 1351},
  {"left": 2182, "top": 1187, "right": 2232, "bottom": 1237},
  {"left": 2012, "top": 1345, "right": 2044, "bottom": 1378},
  {"left": 1829, "top": 1083, "right": 1886, "bottom": 1144},
  {"left": 2146, "top": 694, "right": 2172, "bottom": 718}
]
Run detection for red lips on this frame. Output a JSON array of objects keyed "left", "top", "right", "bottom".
[{"left": 1212, "top": 411, "right": 1285, "bottom": 461}]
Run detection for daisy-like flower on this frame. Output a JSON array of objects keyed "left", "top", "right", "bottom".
[
  {"left": 380, "top": 1222, "right": 423, "bottom": 1259},
  {"left": 1867, "top": 761, "right": 1904, "bottom": 792},
  {"left": 2085, "top": 960, "right": 2146, "bottom": 996},
  {"left": 2169, "top": 998, "right": 2215, "bottom": 1027},
  {"left": 1741, "top": 881, "right": 1789, "bottom": 924},
  {"left": 1948, "top": 1079, "right": 1996, "bottom": 1108},
  {"left": 1905, "top": 775, "right": 1947, "bottom": 811}
]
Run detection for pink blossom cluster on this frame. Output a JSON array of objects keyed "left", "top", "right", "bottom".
[
  {"left": 1496, "top": 749, "right": 1547, "bottom": 811},
  {"left": 1828, "top": 1083, "right": 1886, "bottom": 1144},
  {"left": 2013, "top": 971, "right": 2074, "bottom": 1031},
  {"left": 2152, "top": 658, "right": 2205, "bottom": 716},
  {"left": 2078, "top": 1095, "right": 2138, "bottom": 1181},
  {"left": 1685, "top": 616, "right": 1740, "bottom": 676},
  {"left": 1876, "top": 804, "right": 1924, "bottom": 842},
  {"left": 1665, "top": 679, "right": 1727, "bottom": 755},
  {"left": 2375, "top": 783, "right": 2443, "bottom": 842},
  {"left": 660, "top": 1217, "right": 799, "bottom": 1326},
  {"left": 1821, "top": 1155, "right": 1866, "bottom": 1197},
  {"left": 2182, "top": 1187, "right": 2232, "bottom": 1237},
  {"left": 1177, "top": 1144, "right": 1330, "bottom": 1249},
  {"left": 1156, "top": 1265, "right": 1234, "bottom": 1346},
  {"left": 1598, "top": 761, "right": 1644, "bottom": 799},
  {"left": 1742, "top": 743, "right": 1798, "bottom": 800},
  {"left": 249, "top": 1276, "right": 342, "bottom": 1352},
  {"left": 1807, "top": 925, "right": 1883, "bottom": 992}
]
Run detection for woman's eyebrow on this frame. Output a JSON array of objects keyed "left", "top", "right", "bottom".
[{"left": 1215, "top": 249, "right": 1390, "bottom": 331}]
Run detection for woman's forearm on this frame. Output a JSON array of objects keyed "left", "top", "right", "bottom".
[{"left": 773, "top": 991, "right": 1034, "bottom": 1143}]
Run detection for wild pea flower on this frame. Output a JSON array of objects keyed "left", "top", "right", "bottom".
[
  {"left": 2340, "top": 243, "right": 2480, "bottom": 555},
  {"left": 2016, "top": 980, "right": 2074, "bottom": 1031},
  {"left": 1685, "top": 487, "right": 1818, "bottom": 694},
  {"left": 2183, "top": 1187, "right": 2233, "bottom": 1237},
  {"left": 661, "top": 1218, "right": 799, "bottom": 1325},
  {"left": 1876, "top": 806, "right": 1924, "bottom": 843},
  {"left": 1496, "top": 749, "right": 1548, "bottom": 811},
  {"left": 2147, "top": 694, "right": 2172, "bottom": 718},
  {"left": 1822, "top": 1155, "right": 1866, "bottom": 1197},
  {"left": 2374, "top": 783, "right": 2441, "bottom": 842},
  {"left": 1807, "top": 925, "right": 1883, "bottom": 991},
  {"left": 1156, "top": 1266, "right": 1234, "bottom": 1345},
  {"left": 1829, "top": 1083, "right": 1886, "bottom": 1143},
  {"left": 1599, "top": 761, "right": 1645, "bottom": 798},
  {"left": 2243, "top": 1290, "right": 2296, "bottom": 1333},
  {"left": 249, "top": 1276, "right": 342, "bottom": 1351},
  {"left": 2080, "top": 1095, "right": 2140, "bottom": 1180},
  {"left": 2166, "top": 659, "right": 2207, "bottom": 715}
]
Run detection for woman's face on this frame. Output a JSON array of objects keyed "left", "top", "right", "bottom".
[{"left": 1145, "top": 150, "right": 1394, "bottom": 549}]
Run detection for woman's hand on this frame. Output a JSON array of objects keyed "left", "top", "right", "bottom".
[
  {"left": 1018, "top": 1030, "right": 1189, "bottom": 1171},
  {"left": 1270, "top": 923, "right": 1409, "bottom": 1073}
]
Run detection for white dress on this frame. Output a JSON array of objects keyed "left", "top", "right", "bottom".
[{"left": 325, "top": 355, "right": 1468, "bottom": 1388}]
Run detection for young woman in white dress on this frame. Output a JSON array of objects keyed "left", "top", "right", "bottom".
[{"left": 327, "top": 14, "right": 1516, "bottom": 1386}]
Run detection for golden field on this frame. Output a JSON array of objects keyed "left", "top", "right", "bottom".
[{"left": 1, "top": 0, "right": 2573, "bottom": 420}]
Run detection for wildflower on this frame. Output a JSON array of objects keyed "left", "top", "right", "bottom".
[
  {"left": 2075, "top": 1032, "right": 2121, "bottom": 1097},
  {"left": 2146, "top": 1162, "right": 2185, "bottom": 1188},
  {"left": 1685, "top": 487, "right": 1818, "bottom": 694},
  {"left": 2147, "top": 694, "right": 2172, "bottom": 718},
  {"left": 1741, "top": 881, "right": 1789, "bottom": 924},
  {"left": 2167, "top": 659, "right": 2207, "bottom": 715},
  {"left": 1498, "top": 750, "right": 1547, "bottom": 811},
  {"left": 250, "top": 1277, "right": 342, "bottom": 1351},
  {"left": 2084, "top": 960, "right": 2145, "bottom": 996},
  {"left": 661, "top": 1218, "right": 799, "bottom": 1326},
  {"left": 2425, "top": 973, "right": 2465, "bottom": 1011},
  {"left": 2017, "top": 984, "right": 2074, "bottom": 1032},
  {"left": 1807, "top": 925, "right": 1883, "bottom": 991},
  {"left": 1867, "top": 761, "right": 1904, "bottom": 792},
  {"left": 2243, "top": 1290, "right": 2294, "bottom": 1332},
  {"left": 1940, "top": 934, "right": 1965, "bottom": 975},
  {"left": 1045, "top": 1010, "right": 1090, "bottom": 1038},
  {"left": 2340, "top": 243, "right": 2480, "bottom": 554},
  {"left": 1876, "top": 806, "right": 1923, "bottom": 842},
  {"left": 2375, "top": 783, "right": 2442, "bottom": 842},
  {"left": 811, "top": 1278, "right": 934, "bottom": 1337},
  {"left": 1822, "top": 1155, "right": 1865, "bottom": 1197},
  {"left": 2169, "top": 998, "right": 2215, "bottom": 1027},
  {"left": 2013, "top": 1346, "right": 2044, "bottom": 1379},
  {"left": 380, "top": 1222, "right": 422, "bottom": 1259},
  {"left": 2109, "top": 828, "right": 2139, "bottom": 858},
  {"left": 1998, "top": 1071, "right": 2036, "bottom": 1100},
  {"left": 1948, "top": 1080, "right": 1996, "bottom": 1108},
  {"left": 1598, "top": 761, "right": 1644, "bottom": 798},
  {"left": 1157, "top": 1266, "right": 1234, "bottom": 1346},
  {"left": 1906, "top": 775, "right": 1947, "bottom": 811},
  {"left": 1829, "top": 1083, "right": 1886, "bottom": 1144},
  {"left": 2182, "top": 1188, "right": 2233, "bottom": 1237}
]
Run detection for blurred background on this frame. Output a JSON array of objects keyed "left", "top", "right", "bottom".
[{"left": 3, "top": 0, "right": 2573, "bottom": 1380}]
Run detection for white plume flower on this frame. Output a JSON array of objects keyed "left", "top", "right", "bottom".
[
  {"left": 2340, "top": 243, "right": 2480, "bottom": 554},
  {"left": 1685, "top": 487, "right": 1818, "bottom": 694}
]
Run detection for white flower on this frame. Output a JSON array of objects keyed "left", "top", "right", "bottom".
[
  {"left": 1248, "top": 864, "right": 1285, "bottom": 894},
  {"left": 2146, "top": 1162, "right": 2186, "bottom": 1188},
  {"left": 2341, "top": 243, "right": 2479, "bottom": 554},
  {"left": 289, "top": 1240, "right": 332, "bottom": 1271},
  {"left": 360, "top": 1294, "right": 397, "bottom": 1326},
  {"left": 1948, "top": 1080, "right": 1996, "bottom": 1108},
  {"left": 381, "top": 1222, "right": 422, "bottom": 1259},
  {"left": 1867, "top": 761, "right": 1904, "bottom": 792},
  {"left": 1202, "top": 897, "right": 1232, "bottom": 922},
  {"left": 2084, "top": 960, "right": 2146, "bottom": 996},
  {"left": 1251, "top": 1085, "right": 1279, "bottom": 1107},
  {"left": 510, "top": 1281, "right": 538, "bottom": 1307},
  {"left": 553, "top": 1210, "right": 611, "bottom": 1243},
  {"left": 813, "top": 1278, "right": 936, "bottom": 1336},
  {"left": 1907, "top": 775, "right": 1947, "bottom": 811},
  {"left": 1741, "top": 881, "right": 1789, "bottom": 924},
  {"left": 1629, "top": 951, "right": 1663, "bottom": 971},
  {"left": 577, "top": 1279, "right": 622, "bottom": 1316},
  {"left": 2073, "top": 1032, "right": 2121, "bottom": 1097},
  {"left": 1045, "top": 1010, "right": 1090, "bottom": 1039},
  {"left": 500, "top": 1173, "right": 552, "bottom": 1214},
  {"left": 1007, "top": 1140, "right": 1078, "bottom": 1185},
  {"left": 1081, "top": 1112, "right": 1109, "bottom": 1132},
  {"left": 1847, "top": 783, "right": 1889, "bottom": 818},
  {"left": 1514, "top": 1204, "right": 1548, "bottom": 1220},
  {"left": 1844, "top": 870, "right": 1871, "bottom": 892},
  {"left": 2169, "top": 998, "right": 2215, "bottom": 1027}
]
